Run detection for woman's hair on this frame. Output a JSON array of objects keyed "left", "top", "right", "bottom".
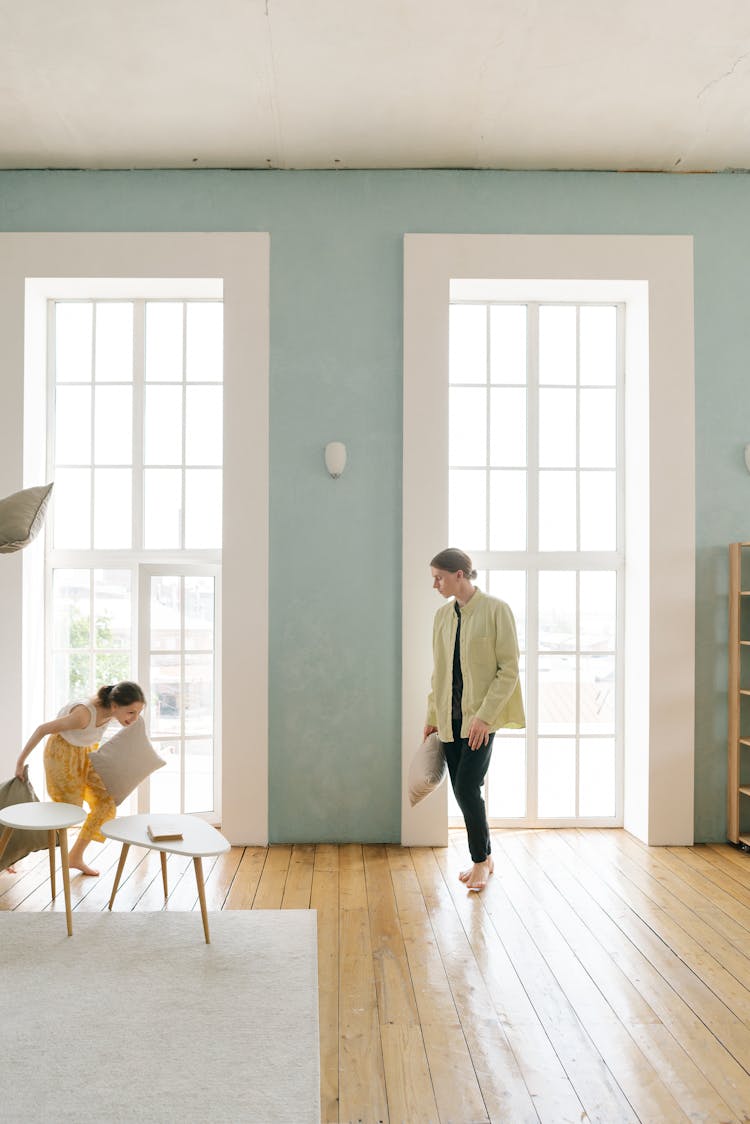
[
  {"left": 430, "top": 548, "right": 478, "bottom": 581},
  {"left": 96, "top": 681, "right": 146, "bottom": 709}
]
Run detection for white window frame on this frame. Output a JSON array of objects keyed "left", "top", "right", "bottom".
[
  {"left": 139, "top": 562, "right": 222, "bottom": 818},
  {"left": 446, "top": 296, "right": 626, "bottom": 828},
  {"left": 0, "top": 233, "right": 269, "bottom": 845},
  {"left": 403, "top": 234, "right": 695, "bottom": 848}
]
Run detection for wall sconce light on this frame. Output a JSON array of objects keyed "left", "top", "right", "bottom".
[
  {"left": 745, "top": 445, "right": 750, "bottom": 473},
  {"left": 325, "top": 442, "right": 347, "bottom": 479}
]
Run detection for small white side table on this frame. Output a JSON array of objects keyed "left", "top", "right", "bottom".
[
  {"left": 102, "top": 813, "right": 230, "bottom": 943},
  {"left": 0, "top": 801, "right": 86, "bottom": 937}
]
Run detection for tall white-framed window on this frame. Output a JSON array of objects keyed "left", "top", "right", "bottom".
[
  {"left": 402, "top": 234, "right": 695, "bottom": 849},
  {"left": 45, "top": 292, "right": 222, "bottom": 820},
  {"left": 446, "top": 295, "right": 624, "bottom": 826}
]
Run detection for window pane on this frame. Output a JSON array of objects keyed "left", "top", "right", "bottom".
[
  {"left": 94, "top": 385, "right": 132, "bottom": 465},
  {"left": 487, "top": 738, "right": 526, "bottom": 817},
  {"left": 93, "top": 468, "right": 131, "bottom": 549},
  {"left": 579, "top": 739, "right": 615, "bottom": 816},
  {"left": 490, "top": 305, "right": 526, "bottom": 385},
  {"left": 185, "top": 654, "right": 213, "bottom": 735},
  {"left": 580, "top": 389, "right": 616, "bottom": 468},
  {"left": 144, "top": 469, "right": 182, "bottom": 548},
  {"left": 538, "top": 655, "right": 576, "bottom": 734},
  {"left": 449, "top": 305, "right": 486, "bottom": 384},
  {"left": 539, "top": 388, "right": 576, "bottom": 468},
  {"left": 185, "top": 470, "right": 222, "bottom": 549},
  {"left": 580, "top": 472, "right": 616, "bottom": 550},
  {"left": 149, "top": 741, "right": 181, "bottom": 813},
  {"left": 580, "top": 571, "right": 616, "bottom": 651},
  {"left": 185, "top": 739, "right": 214, "bottom": 813},
  {"left": 185, "top": 576, "right": 215, "bottom": 651},
  {"left": 53, "top": 569, "right": 90, "bottom": 649},
  {"left": 489, "top": 388, "right": 526, "bottom": 467},
  {"left": 488, "top": 570, "right": 526, "bottom": 650},
  {"left": 580, "top": 306, "right": 616, "bottom": 386},
  {"left": 489, "top": 470, "right": 526, "bottom": 551},
  {"left": 185, "top": 386, "right": 223, "bottom": 466},
  {"left": 145, "top": 385, "right": 183, "bottom": 465},
  {"left": 93, "top": 569, "right": 131, "bottom": 651},
  {"left": 449, "top": 469, "right": 486, "bottom": 551},
  {"left": 539, "top": 306, "right": 576, "bottom": 385},
  {"left": 538, "top": 738, "right": 576, "bottom": 817},
  {"left": 95, "top": 303, "right": 134, "bottom": 382},
  {"left": 186, "top": 303, "right": 223, "bottom": 383},
  {"left": 449, "top": 387, "right": 486, "bottom": 467},
  {"left": 146, "top": 302, "right": 183, "bottom": 382},
  {"left": 55, "top": 303, "right": 92, "bottom": 383},
  {"left": 580, "top": 655, "right": 615, "bottom": 734},
  {"left": 54, "top": 651, "right": 91, "bottom": 711},
  {"left": 539, "top": 571, "right": 576, "bottom": 651},
  {"left": 151, "top": 655, "right": 181, "bottom": 736},
  {"left": 94, "top": 651, "right": 130, "bottom": 689},
  {"left": 53, "top": 468, "right": 91, "bottom": 548},
  {"left": 54, "top": 385, "right": 91, "bottom": 464},
  {"left": 151, "top": 575, "right": 182, "bottom": 651},
  {"left": 539, "top": 471, "right": 576, "bottom": 551}
]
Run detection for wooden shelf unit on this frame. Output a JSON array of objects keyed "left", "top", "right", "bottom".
[{"left": 728, "top": 542, "right": 750, "bottom": 844}]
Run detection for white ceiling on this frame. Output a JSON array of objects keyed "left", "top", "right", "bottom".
[{"left": 3, "top": 0, "right": 750, "bottom": 172}]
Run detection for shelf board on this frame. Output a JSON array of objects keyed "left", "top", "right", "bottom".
[
  {"left": 739, "top": 834, "right": 750, "bottom": 847},
  {"left": 740, "top": 787, "right": 750, "bottom": 797},
  {"left": 740, "top": 738, "right": 750, "bottom": 747}
]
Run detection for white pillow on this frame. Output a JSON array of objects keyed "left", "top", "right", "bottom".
[
  {"left": 88, "top": 717, "right": 165, "bottom": 806},
  {"left": 407, "top": 733, "right": 446, "bottom": 807}
]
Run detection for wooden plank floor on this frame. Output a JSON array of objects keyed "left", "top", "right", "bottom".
[{"left": 5, "top": 828, "right": 750, "bottom": 1122}]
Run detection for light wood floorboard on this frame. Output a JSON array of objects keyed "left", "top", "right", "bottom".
[{"left": 4, "top": 828, "right": 750, "bottom": 1123}]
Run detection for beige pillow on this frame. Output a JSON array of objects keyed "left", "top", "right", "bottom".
[
  {"left": 407, "top": 732, "right": 447, "bottom": 807},
  {"left": 0, "top": 483, "right": 54, "bottom": 554},
  {"left": 88, "top": 717, "right": 165, "bottom": 806}
]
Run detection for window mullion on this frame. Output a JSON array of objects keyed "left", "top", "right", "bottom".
[{"left": 132, "top": 301, "right": 145, "bottom": 551}]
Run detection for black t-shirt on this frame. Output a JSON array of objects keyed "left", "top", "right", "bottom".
[{"left": 451, "top": 600, "right": 463, "bottom": 721}]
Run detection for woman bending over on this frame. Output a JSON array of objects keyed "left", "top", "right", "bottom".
[{"left": 15, "top": 681, "right": 146, "bottom": 876}]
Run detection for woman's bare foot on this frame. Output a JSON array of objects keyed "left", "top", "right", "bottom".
[
  {"left": 69, "top": 860, "right": 99, "bottom": 876},
  {"left": 68, "top": 840, "right": 99, "bottom": 877},
  {"left": 459, "top": 855, "right": 494, "bottom": 890}
]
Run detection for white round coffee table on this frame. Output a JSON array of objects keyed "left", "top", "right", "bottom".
[
  {"left": 0, "top": 801, "right": 86, "bottom": 937},
  {"left": 102, "top": 813, "right": 230, "bottom": 943}
]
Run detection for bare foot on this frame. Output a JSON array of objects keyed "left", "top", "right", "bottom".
[
  {"left": 69, "top": 860, "right": 99, "bottom": 876},
  {"left": 460, "top": 856, "right": 494, "bottom": 890}
]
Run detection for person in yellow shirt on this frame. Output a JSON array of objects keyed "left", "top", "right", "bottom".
[{"left": 424, "top": 548, "right": 524, "bottom": 891}]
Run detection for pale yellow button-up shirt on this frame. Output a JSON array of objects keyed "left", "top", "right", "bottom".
[{"left": 426, "top": 588, "right": 525, "bottom": 742}]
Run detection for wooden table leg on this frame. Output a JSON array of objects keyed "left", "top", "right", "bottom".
[
  {"left": 193, "top": 855, "right": 210, "bottom": 944},
  {"left": 160, "top": 851, "right": 168, "bottom": 898},
  {"left": 108, "top": 843, "right": 130, "bottom": 910},
  {"left": 48, "top": 829, "right": 57, "bottom": 899},
  {"left": 58, "top": 828, "right": 73, "bottom": 937},
  {"left": 0, "top": 825, "right": 13, "bottom": 867}
]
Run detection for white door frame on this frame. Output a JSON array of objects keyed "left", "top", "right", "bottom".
[{"left": 403, "top": 234, "right": 695, "bottom": 847}]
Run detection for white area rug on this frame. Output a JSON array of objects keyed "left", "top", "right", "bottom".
[{"left": 1, "top": 910, "right": 319, "bottom": 1124}]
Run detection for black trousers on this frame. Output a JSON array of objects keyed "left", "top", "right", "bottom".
[{"left": 442, "top": 718, "right": 494, "bottom": 863}]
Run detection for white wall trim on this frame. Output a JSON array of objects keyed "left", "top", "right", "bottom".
[
  {"left": 0, "top": 233, "right": 269, "bottom": 845},
  {"left": 402, "top": 233, "right": 695, "bottom": 847}
]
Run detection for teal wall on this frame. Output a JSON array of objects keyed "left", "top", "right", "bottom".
[{"left": 0, "top": 168, "right": 746, "bottom": 842}]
